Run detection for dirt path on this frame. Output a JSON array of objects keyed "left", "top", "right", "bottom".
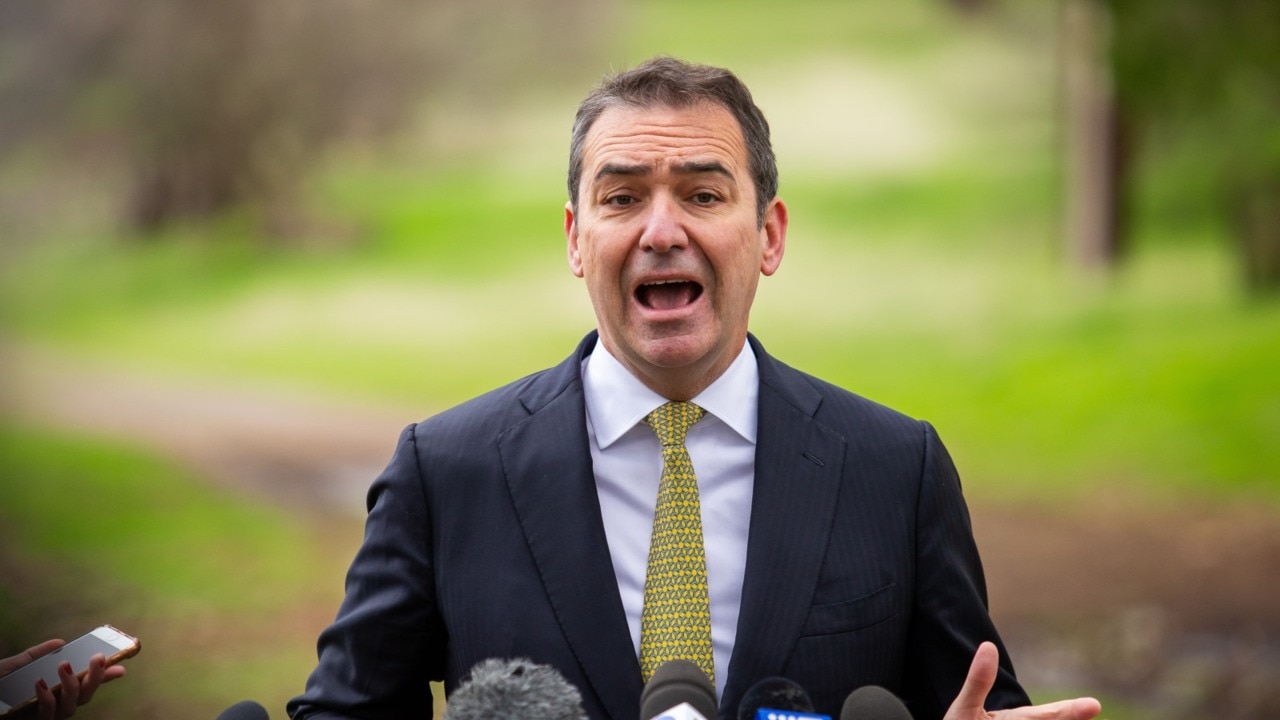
[
  {"left": 974, "top": 500, "right": 1280, "bottom": 718},
  {"left": 5, "top": 342, "right": 1280, "bottom": 717},
  {"left": 1, "top": 342, "right": 412, "bottom": 519}
]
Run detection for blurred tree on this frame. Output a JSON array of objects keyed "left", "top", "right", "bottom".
[
  {"left": 0, "top": 0, "right": 608, "bottom": 240},
  {"left": 1060, "top": 0, "right": 1128, "bottom": 272},
  {"left": 1108, "top": 0, "right": 1280, "bottom": 291},
  {"left": 1058, "top": 0, "right": 1280, "bottom": 290},
  {"left": 965, "top": 0, "right": 1278, "bottom": 290}
]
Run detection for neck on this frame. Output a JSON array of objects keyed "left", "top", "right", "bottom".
[{"left": 601, "top": 336, "right": 748, "bottom": 402}]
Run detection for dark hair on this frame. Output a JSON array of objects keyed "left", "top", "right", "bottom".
[{"left": 567, "top": 56, "right": 778, "bottom": 226}]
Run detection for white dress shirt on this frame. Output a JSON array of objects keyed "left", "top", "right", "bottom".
[{"left": 581, "top": 338, "right": 757, "bottom": 702}]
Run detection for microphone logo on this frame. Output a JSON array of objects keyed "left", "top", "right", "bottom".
[
  {"left": 654, "top": 701, "right": 709, "bottom": 720},
  {"left": 755, "top": 711, "right": 830, "bottom": 720}
]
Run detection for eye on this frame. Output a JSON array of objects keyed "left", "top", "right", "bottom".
[
  {"left": 605, "top": 194, "right": 636, "bottom": 207},
  {"left": 691, "top": 192, "right": 719, "bottom": 205}
]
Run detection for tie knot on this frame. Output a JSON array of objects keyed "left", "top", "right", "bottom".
[{"left": 644, "top": 401, "right": 705, "bottom": 447}]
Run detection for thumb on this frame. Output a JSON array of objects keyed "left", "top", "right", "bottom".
[{"left": 945, "top": 641, "right": 999, "bottom": 720}]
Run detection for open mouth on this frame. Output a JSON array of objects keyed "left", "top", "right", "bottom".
[{"left": 636, "top": 279, "right": 704, "bottom": 311}]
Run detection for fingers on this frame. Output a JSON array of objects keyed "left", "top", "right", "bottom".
[
  {"left": 988, "top": 696, "right": 1103, "bottom": 719},
  {"left": 1011, "top": 697, "right": 1103, "bottom": 720},
  {"left": 27, "top": 640, "right": 67, "bottom": 660},
  {"left": 0, "top": 640, "right": 65, "bottom": 675},
  {"left": 57, "top": 661, "right": 80, "bottom": 717},
  {"left": 945, "top": 641, "right": 999, "bottom": 719},
  {"left": 8, "top": 642, "right": 117, "bottom": 720},
  {"left": 1073, "top": 698, "right": 1103, "bottom": 719},
  {"left": 938, "top": 641, "right": 1104, "bottom": 720},
  {"left": 35, "top": 677, "right": 56, "bottom": 720},
  {"left": 78, "top": 655, "right": 106, "bottom": 705}
]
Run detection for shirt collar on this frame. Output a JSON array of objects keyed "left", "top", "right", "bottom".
[{"left": 582, "top": 336, "right": 759, "bottom": 449}]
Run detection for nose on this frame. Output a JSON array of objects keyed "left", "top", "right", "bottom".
[{"left": 637, "top": 192, "right": 689, "bottom": 253}]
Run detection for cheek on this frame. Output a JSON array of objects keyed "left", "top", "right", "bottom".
[
  {"left": 579, "top": 248, "right": 624, "bottom": 297},
  {"left": 586, "top": 241, "right": 631, "bottom": 280},
  {"left": 715, "top": 244, "right": 761, "bottom": 282},
  {"left": 576, "top": 237, "right": 606, "bottom": 275},
  {"left": 718, "top": 263, "right": 763, "bottom": 311}
]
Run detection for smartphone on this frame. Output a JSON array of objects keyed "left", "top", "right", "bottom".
[{"left": 0, "top": 625, "right": 140, "bottom": 716}]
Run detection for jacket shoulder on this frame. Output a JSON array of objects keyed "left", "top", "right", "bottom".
[
  {"left": 414, "top": 364, "right": 572, "bottom": 441},
  {"left": 758, "top": 347, "right": 927, "bottom": 443},
  {"left": 416, "top": 333, "right": 592, "bottom": 438}
]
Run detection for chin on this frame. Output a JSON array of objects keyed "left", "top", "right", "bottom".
[{"left": 635, "top": 333, "right": 716, "bottom": 371}]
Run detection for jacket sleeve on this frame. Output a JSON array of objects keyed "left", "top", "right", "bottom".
[
  {"left": 288, "top": 424, "right": 446, "bottom": 719},
  {"left": 902, "top": 422, "right": 1030, "bottom": 720}
]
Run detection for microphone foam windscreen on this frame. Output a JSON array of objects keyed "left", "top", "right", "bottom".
[
  {"left": 640, "top": 659, "right": 718, "bottom": 720},
  {"left": 443, "top": 658, "right": 587, "bottom": 720},
  {"left": 215, "top": 700, "right": 270, "bottom": 720},
  {"left": 737, "top": 677, "right": 814, "bottom": 720},
  {"left": 839, "top": 685, "right": 912, "bottom": 720}
]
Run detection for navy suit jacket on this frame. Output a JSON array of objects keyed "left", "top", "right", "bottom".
[{"left": 289, "top": 332, "right": 1029, "bottom": 720}]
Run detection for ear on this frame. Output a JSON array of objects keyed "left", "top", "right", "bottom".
[
  {"left": 759, "top": 197, "right": 787, "bottom": 276},
  {"left": 565, "top": 202, "right": 585, "bottom": 278}
]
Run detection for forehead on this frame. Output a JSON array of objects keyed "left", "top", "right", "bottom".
[{"left": 580, "top": 102, "right": 749, "bottom": 179}]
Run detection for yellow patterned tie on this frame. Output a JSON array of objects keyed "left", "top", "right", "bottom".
[{"left": 639, "top": 401, "right": 714, "bottom": 686}]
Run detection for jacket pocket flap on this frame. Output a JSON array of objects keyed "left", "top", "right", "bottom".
[{"left": 798, "top": 582, "right": 898, "bottom": 637}]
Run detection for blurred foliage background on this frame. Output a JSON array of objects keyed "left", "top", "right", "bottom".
[{"left": 1, "top": 0, "right": 1277, "bottom": 718}]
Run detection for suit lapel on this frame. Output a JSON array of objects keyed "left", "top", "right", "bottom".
[
  {"left": 722, "top": 337, "right": 848, "bottom": 712},
  {"left": 498, "top": 332, "right": 643, "bottom": 720}
]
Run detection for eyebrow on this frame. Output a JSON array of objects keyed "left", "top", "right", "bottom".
[
  {"left": 674, "top": 160, "right": 734, "bottom": 179},
  {"left": 593, "top": 160, "right": 735, "bottom": 183}
]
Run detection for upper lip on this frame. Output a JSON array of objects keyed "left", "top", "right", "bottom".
[
  {"left": 640, "top": 277, "right": 698, "bottom": 287},
  {"left": 634, "top": 273, "right": 703, "bottom": 290}
]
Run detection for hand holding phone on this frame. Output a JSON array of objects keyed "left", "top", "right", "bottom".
[{"left": 0, "top": 626, "right": 139, "bottom": 717}]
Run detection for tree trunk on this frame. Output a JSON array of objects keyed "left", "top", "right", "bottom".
[
  {"left": 1234, "top": 171, "right": 1280, "bottom": 292},
  {"left": 1061, "top": 0, "right": 1126, "bottom": 273}
]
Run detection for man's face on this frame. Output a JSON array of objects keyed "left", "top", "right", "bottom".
[{"left": 565, "top": 102, "right": 787, "bottom": 400}]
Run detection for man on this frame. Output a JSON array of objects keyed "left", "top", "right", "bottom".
[{"left": 290, "top": 57, "right": 1101, "bottom": 720}]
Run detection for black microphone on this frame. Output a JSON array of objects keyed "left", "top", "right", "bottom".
[
  {"left": 737, "top": 677, "right": 815, "bottom": 720},
  {"left": 737, "top": 676, "right": 829, "bottom": 719},
  {"left": 640, "top": 659, "right": 718, "bottom": 720},
  {"left": 215, "top": 700, "right": 269, "bottom": 720},
  {"left": 443, "top": 658, "right": 587, "bottom": 720},
  {"left": 839, "top": 686, "right": 911, "bottom": 720}
]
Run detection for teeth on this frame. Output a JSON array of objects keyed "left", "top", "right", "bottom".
[{"left": 644, "top": 280, "right": 687, "bottom": 286}]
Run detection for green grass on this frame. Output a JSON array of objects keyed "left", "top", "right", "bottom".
[
  {"left": 764, "top": 265, "right": 1280, "bottom": 502},
  {"left": 310, "top": 163, "right": 567, "bottom": 269},
  {"left": 619, "top": 0, "right": 1055, "bottom": 66},
  {"left": 0, "top": 425, "right": 351, "bottom": 719},
  {"left": 749, "top": 228, "right": 1280, "bottom": 502},
  {"left": 0, "top": 425, "right": 317, "bottom": 613}
]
